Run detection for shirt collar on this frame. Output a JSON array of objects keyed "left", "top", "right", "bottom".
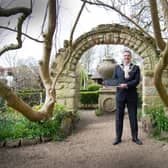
[{"left": 124, "top": 63, "right": 131, "bottom": 66}]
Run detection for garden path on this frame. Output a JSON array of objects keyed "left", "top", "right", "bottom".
[{"left": 1, "top": 110, "right": 168, "bottom": 168}]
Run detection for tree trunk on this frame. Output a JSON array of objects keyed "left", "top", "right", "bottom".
[
  {"left": 0, "top": 0, "right": 56, "bottom": 121},
  {"left": 154, "top": 43, "right": 168, "bottom": 107},
  {"left": 0, "top": 81, "right": 52, "bottom": 121}
]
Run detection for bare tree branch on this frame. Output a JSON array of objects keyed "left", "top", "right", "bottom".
[
  {"left": 132, "top": 0, "right": 144, "bottom": 7},
  {"left": 0, "top": 81, "right": 49, "bottom": 121},
  {"left": 69, "top": 1, "right": 86, "bottom": 46},
  {"left": 2, "top": 0, "right": 16, "bottom": 8},
  {"left": 51, "top": 1, "right": 86, "bottom": 91},
  {"left": 144, "top": 21, "right": 152, "bottom": 29},
  {"left": 0, "top": 7, "right": 31, "bottom": 16},
  {"left": 149, "top": 0, "right": 165, "bottom": 50},
  {"left": 0, "top": 4, "right": 32, "bottom": 56},
  {"left": 53, "top": 0, "right": 60, "bottom": 53},
  {"left": 0, "top": 26, "right": 43, "bottom": 43},
  {"left": 41, "top": 2, "right": 48, "bottom": 34},
  {"left": 22, "top": 0, "right": 34, "bottom": 42},
  {"left": 0, "top": 0, "right": 57, "bottom": 121},
  {"left": 131, "top": 5, "right": 146, "bottom": 20},
  {"left": 80, "top": 0, "right": 153, "bottom": 38},
  {"left": 154, "top": 42, "right": 168, "bottom": 106},
  {"left": 39, "top": 0, "right": 56, "bottom": 87},
  {"left": 160, "top": 0, "right": 168, "bottom": 30}
]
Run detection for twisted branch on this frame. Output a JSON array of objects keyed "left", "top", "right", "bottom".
[{"left": 0, "top": 4, "right": 32, "bottom": 56}]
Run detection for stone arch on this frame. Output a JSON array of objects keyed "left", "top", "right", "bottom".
[
  {"left": 51, "top": 24, "right": 160, "bottom": 113},
  {"left": 69, "top": 24, "right": 157, "bottom": 71}
]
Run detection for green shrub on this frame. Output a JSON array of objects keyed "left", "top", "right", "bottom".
[
  {"left": 0, "top": 103, "right": 75, "bottom": 141},
  {"left": 79, "top": 66, "right": 88, "bottom": 90},
  {"left": 4, "top": 106, "right": 16, "bottom": 114},
  {"left": 95, "top": 108, "right": 103, "bottom": 116},
  {"left": 145, "top": 105, "right": 168, "bottom": 133},
  {"left": 87, "top": 83, "right": 101, "bottom": 91}
]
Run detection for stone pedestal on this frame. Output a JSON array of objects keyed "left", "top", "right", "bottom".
[{"left": 98, "top": 86, "right": 116, "bottom": 113}]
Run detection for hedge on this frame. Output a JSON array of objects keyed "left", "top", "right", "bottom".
[
  {"left": 17, "top": 89, "right": 45, "bottom": 106},
  {"left": 80, "top": 91, "right": 99, "bottom": 107},
  {"left": 87, "top": 84, "right": 101, "bottom": 91}
]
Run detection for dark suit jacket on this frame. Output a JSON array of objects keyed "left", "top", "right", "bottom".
[{"left": 104, "top": 63, "right": 140, "bottom": 101}]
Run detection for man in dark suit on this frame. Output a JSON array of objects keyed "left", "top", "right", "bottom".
[{"left": 104, "top": 50, "right": 142, "bottom": 145}]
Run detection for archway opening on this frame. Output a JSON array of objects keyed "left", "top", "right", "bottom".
[{"left": 78, "top": 44, "right": 143, "bottom": 114}]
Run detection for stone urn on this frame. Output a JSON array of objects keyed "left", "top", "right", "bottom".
[
  {"left": 97, "top": 57, "right": 117, "bottom": 113},
  {"left": 97, "top": 58, "right": 116, "bottom": 80}
]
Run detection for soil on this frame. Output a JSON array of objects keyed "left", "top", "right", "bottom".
[{"left": 1, "top": 110, "right": 168, "bottom": 168}]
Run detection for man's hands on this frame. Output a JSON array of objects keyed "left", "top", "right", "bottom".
[{"left": 117, "top": 83, "right": 128, "bottom": 88}]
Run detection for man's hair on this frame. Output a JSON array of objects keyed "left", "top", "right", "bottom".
[{"left": 123, "top": 50, "right": 132, "bottom": 56}]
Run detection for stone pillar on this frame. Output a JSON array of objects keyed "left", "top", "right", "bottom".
[
  {"left": 98, "top": 86, "right": 116, "bottom": 113},
  {"left": 142, "top": 71, "right": 162, "bottom": 115},
  {"left": 56, "top": 71, "right": 79, "bottom": 112},
  {"left": 142, "top": 69, "right": 168, "bottom": 114},
  {"left": 142, "top": 70, "right": 163, "bottom": 132}
]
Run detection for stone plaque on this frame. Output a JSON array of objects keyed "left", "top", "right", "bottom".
[{"left": 103, "top": 97, "right": 115, "bottom": 112}]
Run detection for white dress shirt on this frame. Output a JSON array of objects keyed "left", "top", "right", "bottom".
[{"left": 123, "top": 63, "right": 130, "bottom": 79}]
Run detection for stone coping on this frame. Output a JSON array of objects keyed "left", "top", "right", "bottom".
[
  {"left": 0, "top": 136, "right": 53, "bottom": 148},
  {"left": 99, "top": 87, "right": 116, "bottom": 94}
]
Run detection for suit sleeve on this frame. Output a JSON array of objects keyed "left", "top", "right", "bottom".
[{"left": 126, "top": 66, "right": 140, "bottom": 88}]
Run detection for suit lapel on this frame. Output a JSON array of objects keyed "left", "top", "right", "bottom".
[{"left": 129, "top": 63, "right": 135, "bottom": 72}]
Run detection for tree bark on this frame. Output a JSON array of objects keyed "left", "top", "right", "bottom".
[
  {"left": 0, "top": 81, "right": 50, "bottom": 121},
  {"left": 154, "top": 43, "right": 168, "bottom": 107},
  {"left": 149, "top": 0, "right": 168, "bottom": 106},
  {"left": 149, "top": 0, "right": 165, "bottom": 50}
]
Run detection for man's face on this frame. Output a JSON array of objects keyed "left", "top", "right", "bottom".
[{"left": 123, "top": 51, "right": 132, "bottom": 64}]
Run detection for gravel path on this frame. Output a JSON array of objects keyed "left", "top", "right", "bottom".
[{"left": 1, "top": 110, "right": 168, "bottom": 168}]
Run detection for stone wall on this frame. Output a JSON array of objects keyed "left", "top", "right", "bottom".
[
  {"left": 142, "top": 71, "right": 161, "bottom": 112},
  {"left": 142, "top": 69, "right": 168, "bottom": 113}
]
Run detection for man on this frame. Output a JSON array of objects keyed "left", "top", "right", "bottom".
[{"left": 104, "top": 50, "right": 142, "bottom": 145}]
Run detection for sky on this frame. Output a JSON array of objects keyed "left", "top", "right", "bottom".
[
  {"left": 0, "top": 0, "right": 47, "bottom": 66},
  {"left": 0, "top": 0, "right": 130, "bottom": 68}
]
